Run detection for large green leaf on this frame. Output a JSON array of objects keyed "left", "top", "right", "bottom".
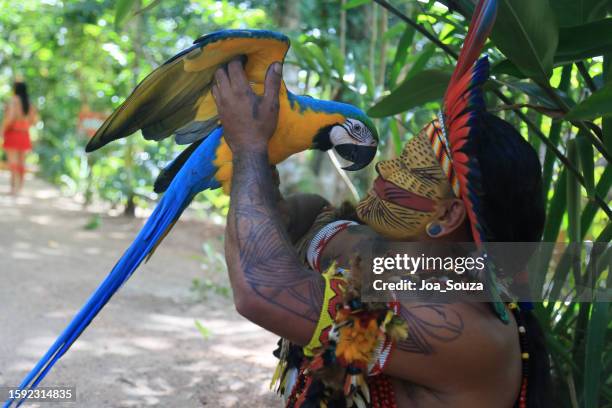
[
  {"left": 367, "top": 70, "right": 451, "bottom": 117},
  {"left": 550, "top": 0, "right": 609, "bottom": 26},
  {"left": 393, "top": 25, "right": 415, "bottom": 67},
  {"left": 490, "top": 0, "right": 559, "bottom": 81},
  {"left": 580, "top": 164, "right": 612, "bottom": 238},
  {"left": 491, "top": 59, "right": 527, "bottom": 79},
  {"left": 304, "top": 43, "right": 332, "bottom": 77},
  {"left": 555, "top": 18, "right": 612, "bottom": 64},
  {"left": 544, "top": 170, "right": 568, "bottom": 243},
  {"left": 390, "top": 25, "right": 416, "bottom": 85},
  {"left": 542, "top": 66, "right": 573, "bottom": 193},
  {"left": 328, "top": 43, "right": 345, "bottom": 78},
  {"left": 503, "top": 80, "right": 575, "bottom": 110},
  {"left": 534, "top": 170, "right": 567, "bottom": 293},
  {"left": 406, "top": 44, "right": 436, "bottom": 81},
  {"left": 389, "top": 119, "right": 402, "bottom": 156},
  {"left": 566, "top": 139, "right": 582, "bottom": 243},
  {"left": 565, "top": 80, "right": 612, "bottom": 120},
  {"left": 495, "top": 20, "right": 612, "bottom": 68},
  {"left": 290, "top": 41, "right": 320, "bottom": 73},
  {"left": 361, "top": 67, "right": 375, "bottom": 99},
  {"left": 576, "top": 130, "right": 595, "bottom": 194},
  {"left": 583, "top": 300, "right": 609, "bottom": 407},
  {"left": 343, "top": 0, "right": 370, "bottom": 9},
  {"left": 600, "top": 53, "right": 612, "bottom": 161},
  {"left": 383, "top": 23, "right": 407, "bottom": 41},
  {"left": 604, "top": 54, "right": 612, "bottom": 154}
]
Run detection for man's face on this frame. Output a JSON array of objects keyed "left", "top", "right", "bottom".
[{"left": 356, "top": 122, "right": 453, "bottom": 240}]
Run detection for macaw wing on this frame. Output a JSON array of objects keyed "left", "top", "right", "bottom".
[
  {"left": 86, "top": 29, "right": 290, "bottom": 152},
  {"left": 153, "top": 138, "right": 205, "bottom": 193}
]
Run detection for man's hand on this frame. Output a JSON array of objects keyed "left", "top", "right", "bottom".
[{"left": 212, "top": 59, "right": 282, "bottom": 154}]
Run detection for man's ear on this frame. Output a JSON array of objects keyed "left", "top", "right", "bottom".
[{"left": 431, "top": 198, "right": 467, "bottom": 238}]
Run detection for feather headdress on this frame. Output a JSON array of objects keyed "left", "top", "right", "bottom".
[{"left": 428, "top": 0, "right": 511, "bottom": 321}]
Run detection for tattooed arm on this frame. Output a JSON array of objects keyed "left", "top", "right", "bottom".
[{"left": 213, "top": 60, "right": 324, "bottom": 346}]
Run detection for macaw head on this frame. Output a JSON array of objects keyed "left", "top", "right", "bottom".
[{"left": 311, "top": 103, "right": 379, "bottom": 171}]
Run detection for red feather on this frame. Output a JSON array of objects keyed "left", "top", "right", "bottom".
[{"left": 441, "top": 0, "right": 498, "bottom": 245}]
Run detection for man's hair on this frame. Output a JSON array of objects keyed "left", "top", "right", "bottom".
[
  {"left": 476, "top": 113, "right": 545, "bottom": 242},
  {"left": 475, "top": 113, "right": 552, "bottom": 408}
]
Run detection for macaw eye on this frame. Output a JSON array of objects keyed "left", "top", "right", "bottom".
[{"left": 354, "top": 124, "right": 362, "bottom": 131}]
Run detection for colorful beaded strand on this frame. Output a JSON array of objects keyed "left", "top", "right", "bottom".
[
  {"left": 509, "top": 303, "right": 529, "bottom": 408},
  {"left": 370, "top": 375, "right": 398, "bottom": 408}
]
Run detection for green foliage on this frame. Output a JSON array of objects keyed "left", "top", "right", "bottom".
[
  {"left": 191, "top": 277, "right": 230, "bottom": 299},
  {"left": 389, "top": 26, "right": 416, "bottom": 84},
  {"left": 550, "top": 0, "right": 609, "bottom": 27},
  {"left": 84, "top": 214, "right": 102, "bottom": 230},
  {"left": 289, "top": 1, "right": 610, "bottom": 406},
  {"left": 567, "top": 81, "right": 612, "bottom": 120},
  {"left": 556, "top": 19, "right": 612, "bottom": 64},
  {"left": 0, "top": 0, "right": 270, "bottom": 212},
  {"left": 368, "top": 69, "right": 451, "bottom": 117},
  {"left": 491, "top": 0, "right": 559, "bottom": 81},
  {"left": 583, "top": 300, "right": 608, "bottom": 408},
  {"left": 194, "top": 319, "right": 212, "bottom": 339},
  {"left": 343, "top": 0, "right": 371, "bottom": 10},
  {"left": 114, "top": 0, "right": 138, "bottom": 29}
]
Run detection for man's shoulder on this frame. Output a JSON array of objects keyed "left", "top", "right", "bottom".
[{"left": 398, "top": 302, "right": 517, "bottom": 359}]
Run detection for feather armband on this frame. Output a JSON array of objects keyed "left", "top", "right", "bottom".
[{"left": 277, "top": 261, "right": 408, "bottom": 408}]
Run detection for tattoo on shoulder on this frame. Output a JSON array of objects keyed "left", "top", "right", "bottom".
[{"left": 395, "top": 304, "right": 464, "bottom": 355}]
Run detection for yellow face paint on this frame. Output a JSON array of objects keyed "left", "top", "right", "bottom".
[{"left": 356, "top": 122, "right": 453, "bottom": 240}]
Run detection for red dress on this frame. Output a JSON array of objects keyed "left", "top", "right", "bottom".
[{"left": 3, "top": 119, "right": 32, "bottom": 151}]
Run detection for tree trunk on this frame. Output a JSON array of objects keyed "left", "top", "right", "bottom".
[
  {"left": 275, "top": 2, "right": 300, "bottom": 30},
  {"left": 123, "top": 0, "right": 143, "bottom": 217}
]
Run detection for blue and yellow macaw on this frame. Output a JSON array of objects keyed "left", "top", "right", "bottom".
[{"left": 5, "top": 29, "right": 378, "bottom": 407}]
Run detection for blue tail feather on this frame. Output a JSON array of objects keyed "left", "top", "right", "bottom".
[{"left": 4, "top": 127, "right": 224, "bottom": 408}]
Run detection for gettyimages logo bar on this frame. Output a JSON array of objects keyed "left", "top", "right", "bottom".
[{"left": 360, "top": 242, "right": 611, "bottom": 303}]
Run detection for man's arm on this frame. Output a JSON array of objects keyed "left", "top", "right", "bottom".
[
  {"left": 214, "top": 59, "right": 323, "bottom": 346},
  {"left": 226, "top": 152, "right": 324, "bottom": 344}
]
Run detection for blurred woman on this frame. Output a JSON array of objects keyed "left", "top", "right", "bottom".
[{"left": 2, "top": 81, "right": 37, "bottom": 195}]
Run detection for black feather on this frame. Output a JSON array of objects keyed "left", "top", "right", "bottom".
[
  {"left": 174, "top": 119, "right": 219, "bottom": 145},
  {"left": 312, "top": 125, "right": 334, "bottom": 151},
  {"left": 153, "top": 138, "right": 205, "bottom": 194}
]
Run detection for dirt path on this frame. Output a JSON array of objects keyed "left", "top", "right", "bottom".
[{"left": 0, "top": 173, "right": 281, "bottom": 407}]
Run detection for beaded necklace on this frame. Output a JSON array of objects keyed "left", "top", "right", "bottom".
[
  {"left": 370, "top": 375, "right": 398, "bottom": 408},
  {"left": 509, "top": 303, "right": 529, "bottom": 408}
]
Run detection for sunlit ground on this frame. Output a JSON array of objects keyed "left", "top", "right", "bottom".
[{"left": 0, "top": 172, "right": 280, "bottom": 407}]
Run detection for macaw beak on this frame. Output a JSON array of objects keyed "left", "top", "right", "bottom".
[{"left": 334, "top": 144, "right": 377, "bottom": 171}]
